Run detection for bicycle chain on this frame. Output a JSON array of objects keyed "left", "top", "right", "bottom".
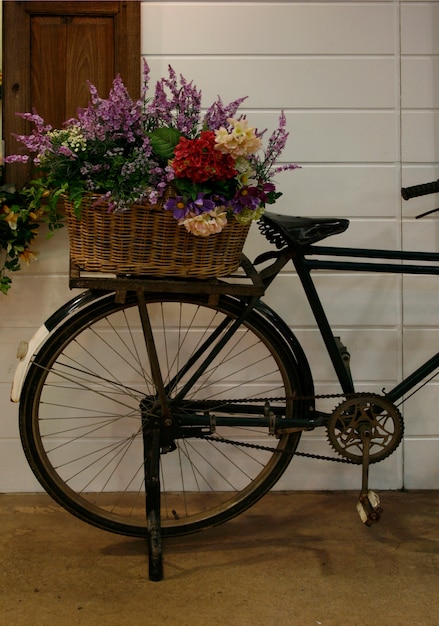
[
  {"left": 195, "top": 391, "right": 358, "bottom": 464},
  {"left": 199, "top": 434, "right": 355, "bottom": 464}
]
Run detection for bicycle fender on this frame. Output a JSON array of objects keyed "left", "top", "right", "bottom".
[
  {"left": 11, "top": 324, "right": 50, "bottom": 402},
  {"left": 10, "top": 290, "right": 100, "bottom": 402}
]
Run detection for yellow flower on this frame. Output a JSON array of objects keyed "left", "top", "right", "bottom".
[
  {"left": 215, "top": 118, "right": 262, "bottom": 158},
  {"left": 2, "top": 205, "right": 19, "bottom": 230},
  {"left": 18, "top": 248, "right": 39, "bottom": 265},
  {"left": 29, "top": 208, "right": 45, "bottom": 221}
]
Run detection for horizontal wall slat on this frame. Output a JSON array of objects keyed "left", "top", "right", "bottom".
[{"left": 142, "top": 2, "right": 396, "bottom": 55}]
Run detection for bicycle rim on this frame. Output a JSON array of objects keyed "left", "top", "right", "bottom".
[{"left": 19, "top": 292, "right": 305, "bottom": 537}]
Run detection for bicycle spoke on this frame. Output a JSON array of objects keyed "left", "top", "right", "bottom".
[{"left": 20, "top": 293, "right": 306, "bottom": 536}]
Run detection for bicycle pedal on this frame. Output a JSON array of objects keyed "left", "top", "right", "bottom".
[{"left": 356, "top": 490, "right": 383, "bottom": 526}]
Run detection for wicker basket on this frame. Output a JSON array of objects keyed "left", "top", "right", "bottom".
[{"left": 64, "top": 194, "right": 250, "bottom": 278}]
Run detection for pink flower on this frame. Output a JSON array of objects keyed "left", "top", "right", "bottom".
[{"left": 181, "top": 209, "right": 228, "bottom": 237}]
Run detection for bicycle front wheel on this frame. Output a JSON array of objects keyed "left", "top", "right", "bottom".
[{"left": 19, "top": 292, "right": 310, "bottom": 537}]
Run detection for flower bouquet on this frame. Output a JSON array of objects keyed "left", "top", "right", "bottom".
[
  {"left": 6, "top": 62, "right": 298, "bottom": 277},
  {"left": 0, "top": 183, "right": 62, "bottom": 294}
]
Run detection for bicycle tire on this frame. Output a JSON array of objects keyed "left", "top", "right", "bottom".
[{"left": 19, "top": 291, "right": 313, "bottom": 537}]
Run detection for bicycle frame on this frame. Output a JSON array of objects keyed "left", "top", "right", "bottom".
[
  {"left": 18, "top": 239, "right": 439, "bottom": 436},
  {"left": 131, "top": 239, "right": 439, "bottom": 434},
  {"left": 292, "top": 243, "right": 439, "bottom": 405}
]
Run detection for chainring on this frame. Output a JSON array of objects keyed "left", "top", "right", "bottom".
[{"left": 326, "top": 393, "right": 404, "bottom": 464}]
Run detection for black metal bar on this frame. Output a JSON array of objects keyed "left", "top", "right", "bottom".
[
  {"left": 176, "top": 400, "right": 286, "bottom": 415},
  {"left": 136, "top": 290, "right": 170, "bottom": 418},
  {"left": 304, "top": 259, "right": 439, "bottom": 275},
  {"left": 144, "top": 427, "right": 163, "bottom": 582},
  {"left": 137, "top": 291, "right": 167, "bottom": 581},
  {"left": 307, "top": 245, "right": 439, "bottom": 263},
  {"left": 292, "top": 255, "right": 355, "bottom": 395},
  {"left": 69, "top": 256, "right": 265, "bottom": 297},
  {"left": 385, "top": 353, "right": 439, "bottom": 403},
  {"left": 175, "top": 413, "right": 327, "bottom": 429}
]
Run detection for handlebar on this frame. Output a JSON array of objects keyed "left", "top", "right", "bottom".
[{"left": 401, "top": 179, "right": 439, "bottom": 200}]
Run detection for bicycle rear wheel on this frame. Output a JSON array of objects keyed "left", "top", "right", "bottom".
[{"left": 19, "top": 292, "right": 311, "bottom": 537}]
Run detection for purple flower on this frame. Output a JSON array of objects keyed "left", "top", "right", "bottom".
[
  {"left": 76, "top": 75, "right": 143, "bottom": 143},
  {"left": 258, "top": 111, "right": 289, "bottom": 172},
  {"left": 10, "top": 112, "right": 53, "bottom": 156},
  {"left": 5, "top": 62, "right": 299, "bottom": 223},
  {"left": 187, "top": 193, "right": 216, "bottom": 215},
  {"left": 4, "top": 154, "right": 29, "bottom": 163},
  {"left": 229, "top": 187, "right": 261, "bottom": 214},
  {"left": 145, "top": 64, "right": 202, "bottom": 136},
  {"left": 58, "top": 145, "right": 75, "bottom": 158},
  {"left": 164, "top": 192, "right": 217, "bottom": 219},
  {"left": 164, "top": 196, "right": 189, "bottom": 220},
  {"left": 204, "top": 96, "right": 248, "bottom": 130},
  {"left": 259, "top": 182, "right": 276, "bottom": 201}
]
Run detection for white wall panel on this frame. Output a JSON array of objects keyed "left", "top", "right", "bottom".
[
  {"left": 403, "top": 384, "right": 439, "bottom": 435},
  {"left": 0, "top": 386, "right": 19, "bottom": 438},
  {"left": 283, "top": 111, "right": 398, "bottom": 163},
  {"left": 21, "top": 224, "right": 70, "bottom": 276},
  {"left": 404, "top": 440, "right": 439, "bottom": 489},
  {"left": 401, "top": 2, "right": 439, "bottom": 54},
  {"left": 142, "top": 2, "right": 395, "bottom": 55},
  {"left": 279, "top": 165, "right": 400, "bottom": 219},
  {"left": 401, "top": 57, "right": 439, "bottom": 109},
  {"left": 293, "top": 328, "right": 399, "bottom": 384},
  {"left": 403, "top": 276, "right": 439, "bottom": 325},
  {"left": 402, "top": 110, "right": 439, "bottom": 162},
  {"left": 265, "top": 273, "right": 400, "bottom": 328},
  {"left": 0, "top": 441, "right": 42, "bottom": 491},
  {"left": 0, "top": 277, "right": 74, "bottom": 328},
  {"left": 402, "top": 219, "right": 439, "bottom": 253}
]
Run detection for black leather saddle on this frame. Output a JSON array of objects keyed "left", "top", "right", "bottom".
[{"left": 260, "top": 212, "right": 350, "bottom": 248}]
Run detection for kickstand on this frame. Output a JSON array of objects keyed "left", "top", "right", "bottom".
[
  {"left": 143, "top": 426, "right": 164, "bottom": 581},
  {"left": 356, "top": 425, "right": 383, "bottom": 526}
]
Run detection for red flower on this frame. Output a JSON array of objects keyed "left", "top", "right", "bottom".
[{"left": 172, "top": 131, "right": 236, "bottom": 183}]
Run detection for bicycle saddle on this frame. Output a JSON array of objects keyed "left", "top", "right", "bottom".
[{"left": 260, "top": 212, "right": 350, "bottom": 248}]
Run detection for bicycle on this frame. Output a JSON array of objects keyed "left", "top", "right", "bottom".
[{"left": 10, "top": 179, "right": 439, "bottom": 580}]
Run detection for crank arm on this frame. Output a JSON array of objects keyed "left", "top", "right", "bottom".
[{"left": 356, "top": 425, "right": 383, "bottom": 526}]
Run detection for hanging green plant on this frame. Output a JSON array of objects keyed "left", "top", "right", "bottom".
[{"left": 0, "top": 181, "right": 64, "bottom": 294}]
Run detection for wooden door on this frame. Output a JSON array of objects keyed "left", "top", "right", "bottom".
[{"left": 3, "top": 1, "right": 140, "bottom": 186}]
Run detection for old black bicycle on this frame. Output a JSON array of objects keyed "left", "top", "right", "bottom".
[{"left": 11, "top": 179, "right": 439, "bottom": 580}]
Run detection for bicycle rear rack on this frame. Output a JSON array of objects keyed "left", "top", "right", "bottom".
[{"left": 69, "top": 254, "right": 266, "bottom": 301}]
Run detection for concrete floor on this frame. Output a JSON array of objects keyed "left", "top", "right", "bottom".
[{"left": 1, "top": 491, "right": 438, "bottom": 626}]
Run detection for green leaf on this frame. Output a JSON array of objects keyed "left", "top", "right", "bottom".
[
  {"left": 149, "top": 127, "right": 181, "bottom": 159},
  {"left": 173, "top": 178, "right": 200, "bottom": 201},
  {"left": 0, "top": 276, "right": 12, "bottom": 295}
]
